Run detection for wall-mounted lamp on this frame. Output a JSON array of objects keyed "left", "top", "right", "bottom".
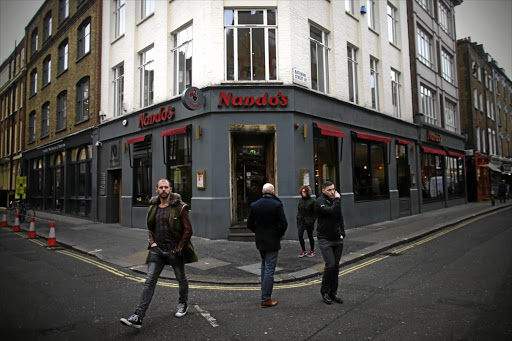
[
  {"left": 95, "top": 141, "right": 102, "bottom": 147},
  {"left": 196, "top": 125, "right": 202, "bottom": 140},
  {"left": 99, "top": 110, "right": 106, "bottom": 121},
  {"left": 302, "top": 124, "right": 307, "bottom": 139},
  {"left": 122, "top": 119, "right": 128, "bottom": 126},
  {"left": 360, "top": 5, "right": 367, "bottom": 14}
]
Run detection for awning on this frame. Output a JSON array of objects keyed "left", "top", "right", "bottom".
[
  {"left": 160, "top": 125, "right": 188, "bottom": 137},
  {"left": 126, "top": 135, "right": 145, "bottom": 144},
  {"left": 316, "top": 123, "right": 346, "bottom": 138},
  {"left": 355, "top": 131, "right": 392, "bottom": 143},
  {"left": 397, "top": 139, "right": 411, "bottom": 145},
  {"left": 487, "top": 163, "right": 502, "bottom": 173},
  {"left": 448, "top": 151, "right": 465, "bottom": 158},
  {"left": 422, "top": 146, "right": 447, "bottom": 156}
]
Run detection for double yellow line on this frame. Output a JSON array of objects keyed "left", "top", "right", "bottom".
[{"left": 5, "top": 206, "right": 510, "bottom": 291}]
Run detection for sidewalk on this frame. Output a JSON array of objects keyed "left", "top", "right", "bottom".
[{"left": 2, "top": 201, "right": 510, "bottom": 284}]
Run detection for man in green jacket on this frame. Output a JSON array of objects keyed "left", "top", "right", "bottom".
[{"left": 121, "top": 179, "right": 197, "bottom": 329}]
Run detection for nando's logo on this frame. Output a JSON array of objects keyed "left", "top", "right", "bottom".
[
  {"left": 139, "top": 106, "right": 175, "bottom": 128},
  {"left": 218, "top": 91, "right": 288, "bottom": 108}
]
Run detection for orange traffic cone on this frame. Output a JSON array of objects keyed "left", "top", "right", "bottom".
[
  {"left": 47, "top": 221, "right": 58, "bottom": 247},
  {"left": 1, "top": 210, "right": 7, "bottom": 227},
  {"left": 27, "top": 217, "right": 37, "bottom": 238},
  {"left": 12, "top": 213, "right": 21, "bottom": 232}
]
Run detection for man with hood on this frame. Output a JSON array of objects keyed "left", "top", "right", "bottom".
[
  {"left": 296, "top": 185, "right": 316, "bottom": 257},
  {"left": 247, "top": 183, "right": 288, "bottom": 308},
  {"left": 120, "top": 179, "right": 197, "bottom": 328}
]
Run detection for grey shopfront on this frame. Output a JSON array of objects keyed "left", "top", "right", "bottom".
[{"left": 94, "top": 86, "right": 466, "bottom": 239}]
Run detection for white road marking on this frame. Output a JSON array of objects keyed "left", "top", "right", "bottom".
[{"left": 194, "top": 304, "right": 219, "bottom": 328}]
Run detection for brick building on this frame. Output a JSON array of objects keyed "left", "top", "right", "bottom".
[
  {"left": 0, "top": 39, "right": 26, "bottom": 207},
  {"left": 22, "top": 0, "right": 102, "bottom": 217}
]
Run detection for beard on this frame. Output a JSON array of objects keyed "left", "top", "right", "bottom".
[{"left": 159, "top": 192, "right": 169, "bottom": 199}]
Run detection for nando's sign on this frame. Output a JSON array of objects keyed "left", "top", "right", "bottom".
[
  {"left": 218, "top": 91, "right": 289, "bottom": 108},
  {"left": 427, "top": 130, "right": 442, "bottom": 143},
  {"left": 139, "top": 106, "right": 175, "bottom": 128}
]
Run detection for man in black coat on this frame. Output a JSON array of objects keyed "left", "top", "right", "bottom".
[
  {"left": 315, "top": 181, "right": 345, "bottom": 305},
  {"left": 247, "top": 183, "right": 288, "bottom": 308}
]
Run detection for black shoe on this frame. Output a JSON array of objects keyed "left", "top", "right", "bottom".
[
  {"left": 330, "top": 295, "right": 344, "bottom": 304},
  {"left": 175, "top": 303, "right": 188, "bottom": 318},
  {"left": 120, "top": 314, "right": 142, "bottom": 328},
  {"left": 322, "top": 293, "right": 332, "bottom": 304}
]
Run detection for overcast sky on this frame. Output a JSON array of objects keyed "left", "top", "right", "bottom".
[{"left": 1, "top": 0, "right": 511, "bottom": 75}]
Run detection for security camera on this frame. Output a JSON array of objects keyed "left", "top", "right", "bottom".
[{"left": 95, "top": 141, "right": 102, "bottom": 147}]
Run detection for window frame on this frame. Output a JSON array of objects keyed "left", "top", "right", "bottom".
[
  {"left": 57, "top": 91, "right": 67, "bottom": 131},
  {"left": 313, "top": 126, "right": 340, "bottom": 198},
  {"left": 41, "top": 102, "right": 50, "bottom": 138},
  {"left": 77, "top": 18, "right": 91, "bottom": 59},
  {"left": 166, "top": 129, "right": 193, "bottom": 207},
  {"left": 387, "top": 3, "right": 398, "bottom": 45},
  {"left": 76, "top": 77, "right": 90, "bottom": 123},
  {"left": 310, "top": 23, "right": 330, "bottom": 94},
  {"left": 28, "top": 111, "right": 36, "bottom": 143},
  {"left": 391, "top": 68, "right": 401, "bottom": 117},
  {"left": 172, "top": 24, "right": 193, "bottom": 96},
  {"left": 58, "top": 39, "right": 69, "bottom": 74},
  {"left": 438, "top": 1, "right": 452, "bottom": 35},
  {"left": 347, "top": 45, "right": 358, "bottom": 104},
  {"left": 141, "top": 0, "right": 155, "bottom": 20},
  {"left": 417, "top": 26, "right": 433, "bottom": 68},
  {"left": 352, "top": 137, "right": 389, "bottom": 201},
  {"left": 444, "top": 99, "right": 457, "bottom": 133},
  {"left": 132, "top": 136, "right": 152, "bottom": 206},
  {"left": 30, "top": 69, "right": 38, "bottom": 96},
  {"left": 441, "top": 48, "right": 454, "bottom": 83},
  {"left": 114, "top": 0, "right": 126, "bottom": 39},
  {"left": 421, "top": 84, "right": 437, "bottom": 126},
  {"left": 367, "top": 0, "right": 376, "bottom": 31},
  {"left": 59, "top": 0, "right": 69, "bottom": 24},
  {"left": 139, "top": 47, "right": 154, "bottom": 107},
  {"left": 370, "top": 57, "right": 379, "bottom": 110},
  {"left": 224, "top": 9, "right": 278, "bottom": 82},
  {"left": 44, "top": 11, "right": 53, "bottom": 42},
  {"left": 421, "top": 152, "right": 444, "bottom": 202},
  {"left": 31, "top": 29, "right": 38, "bottom": 56},
  {"left": 113, "top": 64, "right": 124, "bottom": 117},
  {"left": 43, "top": 55, "right": 51, "bottom": 86}
]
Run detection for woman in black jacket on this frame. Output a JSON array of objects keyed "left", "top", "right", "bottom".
[{"left": 296, "top": 185, "right": 316, "bottom": 257}]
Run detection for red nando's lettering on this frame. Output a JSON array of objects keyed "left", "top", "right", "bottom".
[
  {"left": 427, "top": 130, "right": 442, "bottom": 143},
  {"left": 218, "top": 91, "right": 288, "bottom": 108},
  {"left": 139, "top": 106, "right": 175, "bottom": 128}
]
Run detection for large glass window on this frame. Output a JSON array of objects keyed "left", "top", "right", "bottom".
[
  {"left": 387, "top": 3, "right": 398, "bottom": 45},
  {"left": 41, "top": 102, "right": 50, "bottom": 137},
  {"left": 421, "top": 152, "right": 444, "bottom": 202},
  {"left": 76, "top": 77, "right": 90, "bottom": 122},
  {"left": 444, "top": 99, "right": 457, "bottom": 133},
  {"left": 29, "top": 158, "right": 44, "bottom": 209},
  {"left": 167, "top": 129, "right": 192, "bottom": 207},
  {"left": 113, "top": 64, "right": 124, "bottom": 117},
  {"left": 57, "top": 91, "right": 67, "bottom": 131},
  {"left": 115, "top": 0, "right": 126, "bottom": 38},
  {"left": 446, "top": 156, "right": 464, "bottom": 198},
  {"left": 438, "top": 1, "right": 452, "bottom": 35},
  {"left": 132, "top": 136, "right": 152, "bottom": 205},
  {"left": 417, "top": 26, "right": 433, "bottom": 67},
  {"left": 44, "top": 11, "right": 52, "bottom": 42},
  {"left": 58, "top": 39, "right": 68, "bottom": 73},
  {"left": 31, "top": 29, "right": 38, "bottom": 56},
  {"left": 367, "top": 0, "right": 376, "bottom": 30},
  {"left": 347, "top": 45, "right": 358, "bottom": 103},
  {"left": 421, "top": 84, "right": 436, "bottom": 125},
  {"left": 173, "top": 25, "right": 193, "bottom": 96},
  {"left": 43, "top": 55, "right": 51, "bottom": 86},
  {"left": 370, "top": 57, "right": 379, "bottom": 110},
  {"left": 225, "top": 9, "right": 277, "bottom": 81},
  {"left": 391, "top": 69, "right": 401, "bottom": 117},
  {"left": 353, "top": 138, "right": 389, "bottom": 201},
  {"left": 310, "top": 24, "right": 329, "bottom": 94},
  {"left": 70, "top": 146, "right": 92, "bottom": 217},
  {"left": 59, "top": 0, "right": 69, "bottom": 24},
  {"left": 77, "top": 18, "right": 91, "bottom": 59},
  {"left": 30, "top": 69, "right": 38, "bottom": 96},
  {"left": 441, "top": 49, "right": 454, "bottom": 83},
  {"left": 139, "top": 47, "right": 154, "bottom": 107},
  {"left": 28, "top": 111, "right": 36, "bottom": 143},
  {"left": 313, "top": 127, "right": 340, "bottom": 197},
  {"left": 141, "top": 0, "right": 154, "bottom": 19}
]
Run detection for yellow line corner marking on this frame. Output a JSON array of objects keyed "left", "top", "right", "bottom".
[{"left": 7, "top": 206, "right": 511, "bottom": 291}]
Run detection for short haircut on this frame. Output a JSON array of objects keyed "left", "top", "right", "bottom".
[
  {"left": 262, "top": 183, "right": 274, "bottom": 194},
  {"left": 156, "top": 179, "right": 171, "bottom": 187},
  {"left": 322, "top": 181, "right": 334, "bottom": 189}
]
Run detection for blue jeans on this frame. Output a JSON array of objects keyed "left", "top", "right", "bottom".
[
  {"left": 135, "top": 246, "right": 188, "bottom": 317},
  {"left": 318, "top": 238, "right": 344, "bottom": 297},
  {"left": 259, "top": 250, "right": 279, "bottom": 302}
]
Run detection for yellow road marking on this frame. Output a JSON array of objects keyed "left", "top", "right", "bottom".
[{"left": 4, "top": 206, "right": 510, "bottom": 291}]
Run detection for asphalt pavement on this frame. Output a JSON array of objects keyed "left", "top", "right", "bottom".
[{"left": 2, "top": 201, "right": 510, "bottom": 285}]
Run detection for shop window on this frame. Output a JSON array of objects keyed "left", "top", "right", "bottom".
[
  {"left": 421, "top": 152, "right": 444, "bottom": 201},
  {"left": 69, "top": 146, "right": 92, "bottom": 216},
  {"left": 130, "top": 135, "right": 152, "bottom": 206},
  {"left": 172, "top": 24, "right": 193, "bottom": 96},
  {"left": 29, "top": 158, "right": 44, "bottom": 210},
  {"left": 164, "top": 127, "right": 192, "bottom": 206},
  {"left": 313, "top": 126, "right": 340, "bottom": 197},
  {"left": 225, "top": 9, "right": 277, "bottom": 81},
  {"left": 446, "top": 155, "right": 465, "bottom": 199},
  {"left": 352, "top": 135, "right": 389, "bottom": 201}
]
